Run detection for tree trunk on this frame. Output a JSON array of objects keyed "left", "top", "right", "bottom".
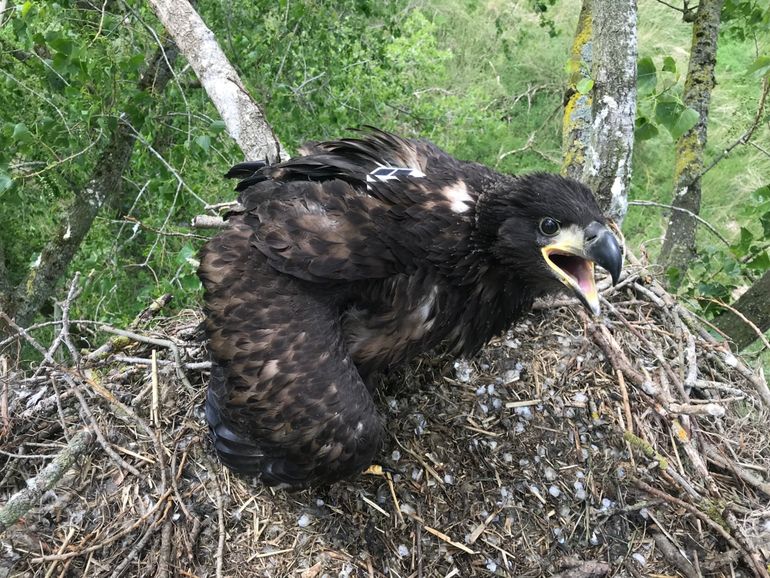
[
  {"left": 562, "top": 0, "right": 593, "bottom": 182},
  {"left": 713, "top": 270, "right": 770, "bottom": 350},
  {"left": 657, "top": 0, "right": 724, "bottom": 277},
  {"left": 9, "top": 45, "right": 178, "bottom": 328},
  {"left": 146, "top": 0, "right": 289, "bottom": 163},
  {"left": 562, "top": 0, "right": 637, "bottom": 224}
]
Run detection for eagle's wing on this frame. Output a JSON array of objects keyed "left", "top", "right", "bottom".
[
  {"left": 228, "top": 130, "right": 487, "bottom": 283},
  {"left": 199, "top": 222, "right": 384, "bottom": 486}
]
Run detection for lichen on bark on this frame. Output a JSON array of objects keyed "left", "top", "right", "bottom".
[
  {"left": 562, "top": 0, "right": 637, "bottom": 225},
  {"left": 658, "top": 0, "right": 725, "bottom": 278}
]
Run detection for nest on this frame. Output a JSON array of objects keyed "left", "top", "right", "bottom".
[{"left": 1, "top": 258, "right": 769, "bottom": 578}]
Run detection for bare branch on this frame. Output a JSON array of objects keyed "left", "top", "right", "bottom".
[
  {"left": 627, "top": 200, "right": 730, "bottom": 246},
  {"left": 0, "top": 429, "right": 95, "bottom": 533},
  {"left": 146, "top": 0, "right": 290, "bottom": 162}
]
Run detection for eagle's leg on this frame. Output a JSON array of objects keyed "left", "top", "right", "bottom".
[{"left": 199, "top": 224, "right": 385, "bottom": 488}]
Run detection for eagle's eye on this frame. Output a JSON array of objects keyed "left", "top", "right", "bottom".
[{"left": 539, "top": 217, "right": 560, "bottom": 236}]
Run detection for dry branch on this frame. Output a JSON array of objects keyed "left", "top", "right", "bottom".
[
  {"left": 146, "top": 0, "right": 289, "bottom": 163},
  {"left": 0, "top": 428, "right": 94, "bottom": 533}
]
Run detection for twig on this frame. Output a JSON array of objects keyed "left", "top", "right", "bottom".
[
  {"left": 191, "top": 214, "right": 227, "bottom": 229},
  {"left": 652, "top": 532, "right": 699, "bottom": 578},
  {"left": 694, "top": 78, "right": 769, "bottom": 185},
  {"left": 29, "top": 490, "right": 172, "bottom": 562},
  {"left": 108, "top": 501, "right": 169, "bottom": 578},
  {"left": 214, "top": 472, "right": 226, "bottom": 578},
  {"left": 699, "top": 296, "right": 770, "bottom": 351},
  {"left": 627, "top": 200, "right": 730, "bottom": 246},
  {"left": 704, "top": 445, "right": 770, "bottom": 497},
  {"left": 0, "top": 312, "right": 56, "bottom": 365},
  {"left": 65, "top": 375, "right": 143, "bottom": 478},
  {"left": 0, "top": 429, "right": 94, "bottom": 533},
  {"left": 634, "top": 479, "right": 770, "bottom": 578}
]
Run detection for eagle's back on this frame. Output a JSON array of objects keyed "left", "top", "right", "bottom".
[{"left": 199, "top": 130, "right": 530, "bottom": 486}]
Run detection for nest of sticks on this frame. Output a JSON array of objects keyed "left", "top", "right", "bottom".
[{"left": 1, "top": 256, "right": 769, "bottom": 578}]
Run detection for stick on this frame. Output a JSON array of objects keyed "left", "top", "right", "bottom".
[{"left": 0, "top": 428, "right": 94, "bottom": 533}]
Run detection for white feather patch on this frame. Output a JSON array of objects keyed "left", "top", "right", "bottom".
[{"left": 443, "top": 181, "right": 473, "bottom": 213}]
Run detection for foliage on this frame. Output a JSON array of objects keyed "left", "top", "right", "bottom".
[{"left": 0, "top": 0, "right": 768, "bottom": 358}]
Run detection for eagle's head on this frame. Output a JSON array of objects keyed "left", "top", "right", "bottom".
[{"left": 476, "top": 173, "right": 622, "bottom": 315}]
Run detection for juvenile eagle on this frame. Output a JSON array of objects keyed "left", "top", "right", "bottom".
[{"left": 199, "top": 130, "right": 622, "bottom": 487}]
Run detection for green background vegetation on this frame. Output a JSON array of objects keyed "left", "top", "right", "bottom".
[{"left": 0, "top": 0, "right": 768, "bottom": 361}]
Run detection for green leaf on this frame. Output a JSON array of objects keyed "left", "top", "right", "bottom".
[
  {"left": 195, "top": 135, "right": 211, "bottom": 152},
  {"left": 747, "top": 55, "right": 770, "bottom": 78},
  {"left": 760, "top": 210, "right": 770, "bottom": 238},
  {"left": 634, "top": 117, "right": 659, "bottom": 140},
  {"left": 12, "top": 123, "right": 32, "bottom": 144},
  {"left": 209, "top": 120, "right": 226, "bottom": 133},
  {"left": 733, "top": 227, "right": 754, "bottom": 258},
  {"left": 750, "top": 184, "right": 770, "bottom": 203},
  {"left": 662, "top": 56, "right": 677, "bottom": 74},
  {"left": 746, "top": 251, "right": 770, "bottom": 272},
  {"left": 670, "top": 107, "right": 699, "bottom": 140},
  {"left": 576, "top": 77, "right": 594, "bottom": 94},
  {"left": 654, "top": 98, "right": 682, "bottom": 129},
  {"left": 21, "top": 1, "right": 33, "bottom": 17},
  {"left": 0, "top": 172, "right": 12, "bottom": 194},
  {"left": 637, "top": 57, "right": 657, "bottom": 94}
]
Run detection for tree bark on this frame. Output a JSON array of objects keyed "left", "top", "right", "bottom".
[
  {"left": 146, "top": 0, "right": 289, "bottom": 163},
  {"left": 562, "top": 0, "right": 637, "bottom": 224},
  {"left": 562, "top": 0, "right": 593, "bottom": 181},
  {"left": 712, "top": 270, "right": 770, "bottom": 350},
  {"left": 9, "top": 45, "right": 178, "bottom": 328},
  {"left": 657, "top": 0, "right": 724, "bottom": 277}
]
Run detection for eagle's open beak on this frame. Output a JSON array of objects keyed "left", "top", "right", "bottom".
[{"left": 541, "top": 221, "right": 622, "bottom": 316}]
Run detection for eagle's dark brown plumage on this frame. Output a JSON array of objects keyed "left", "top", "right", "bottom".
[{"left": 198, "top": 129, "right": 622, "bottom": 488}]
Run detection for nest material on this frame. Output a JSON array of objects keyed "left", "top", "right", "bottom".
[{"left": 1, "top": 260, "right": 769, "bottom": 578}]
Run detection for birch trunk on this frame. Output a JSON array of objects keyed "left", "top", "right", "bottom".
[
  {"left": 146, "top": 0, "right": 289, "bottom": 163},
  {"left": 562, "top": 0, "right": 637, "bottom": 224},
  {"left": 657, "top": 0, "right": 724, "bottom": 276}
]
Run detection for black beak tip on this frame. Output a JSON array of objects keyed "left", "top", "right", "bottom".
[{"left": 585, "top": 222, "right": 623, "bottom": 286}]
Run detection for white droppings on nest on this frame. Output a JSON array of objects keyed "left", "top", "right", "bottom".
[
  {"left": 514, "top": 405, "right": 533, "bottom": 420},
  {"left": 412, "top": 413, "right": 427, "bottom": 436},
  {"left": 454, "top": 359, "right": 473, "bottom": 383},
  {"left": 485, "top": 559, "right": 498, "bottom": 572},
  {"left": 411, "top": 467, "right": 423, "bottom": 482},
  {"left": 503, "top": 338, "right": 520, "bottom": 349},
  {"left": 397, "top": 544, "right": 409, "bottom": 558},
  {"left": 443, "top": 473, "right": 454, "bottom": 484},
  {"left": 297, "top": 513, "right": 311, "bottom": 528},
  {"left": 391, "top": 449, "right": 401, "bottom": 462},
  {"left": 574, "top": 481, "right": 587, "bottom": 500},
  {"left": 399, "top": 503, "right": 416, "bottom": 516},
  {"left": 544, "top": 466, "right": 557, "bottom": 481},
  {"left": 548, "top": 485, "right": 561, "bottom": 498}
]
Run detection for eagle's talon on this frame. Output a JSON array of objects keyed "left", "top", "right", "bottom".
[{"left": 362, "top": 464, "right": 401, "bottom": 478}]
